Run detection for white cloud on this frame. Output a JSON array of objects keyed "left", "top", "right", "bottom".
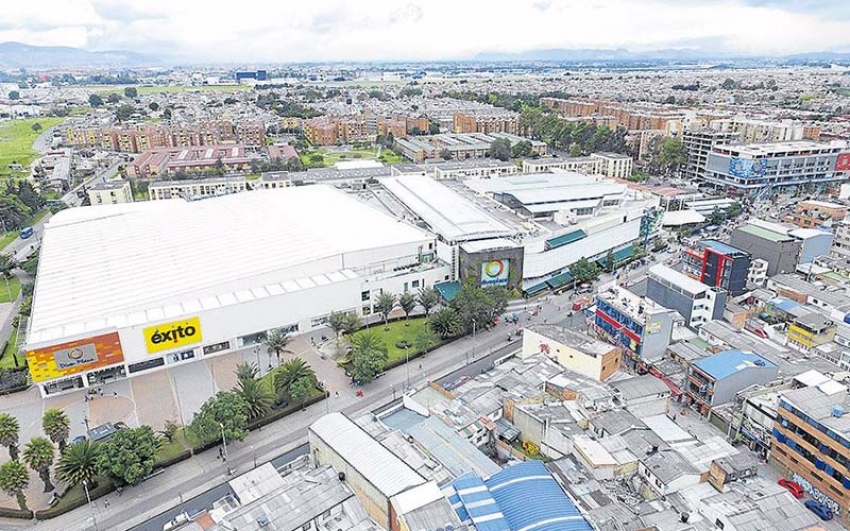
[{"left": 1, "top": 0, "right": 849, "bottom": 61}]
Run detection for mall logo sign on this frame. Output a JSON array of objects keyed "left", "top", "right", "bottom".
[
  {"left": 481, "top": 259, "right": 509, "bottom": 287},
  {"left": 53, "top": 343, "right": 98, "bottom": 370},
  {"left": 144, "top": 317, "right": 203, "bottom": 354}
]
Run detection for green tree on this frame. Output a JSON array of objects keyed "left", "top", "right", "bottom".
[
  {"left": 0, "top": 254, "right": 17, "bottom": 278},
  {"left": 160, "top": 420, "right": 179, "bottom": 443},
  {"left": 343, "top": 312, "right": 362, "bottom": 335},
  {"left": 328, "top": 311, "right": 348, "bottom": 352},
  {"left": 417, "top": 287, "right": 440, "bottom": 317},
  {"left": 274, "top": 357, "right": 316, "bottom": 399},
  {"left": 0, "top": 460, "right": 29, "bottom": 511},
  {"left": 107, "top": 93, "right": 121, "bottom": 104},
  {"left": 149, "top": 102, "right": 159, "bottom": 112},
  {"left": 511, "top": 140, "right": 533, "bottom": 158},
  {"left": 265, "top": 329, "right": 292, "bottom": 363},
  {"left": 235, "top": 361, "right": 260, "bottom": 383},
  {"left": 414, "top": 324, "right": 438, "bottom": 355},
  {"left": 163, "top": 108, "right": 172, "bottom": 119},
  {"left": 571, "top": 257, "right": 600, "bottom": 284},
  {"left": 488, "top": 138, "right": 512, "bottom": 161},
  {"left": 655, "top": 138, "right": 687, "bottom": 177},
  {"left": 189, "top": 391, "right": 249, "bottom": 445},
  {"left": 440, "top": 149, "right": 452, "bottom": 161},
  {"left": 42, "top": 409, "right": 70, "bottom": 451},
  {"left": 569, "top": 142, "right": 582, "bottom": 157},
  {"left": 606, "top": 249, "right": 616, "bottom": 273},
  {"left": 8, "top": 91, "right": 19, "bottom": 100},
  {"left": 429, "top": 122, "right": 440, "bottom": 134},
  {"left": 289, "top": 376, "right": 315, "bottom": 409},
  {"left": 124, "top": 87, "right": 138, "bottom": 98},
  {"left": 116, "top": 103, "right": 135, "bottom": 121},
  {"left": 398, "top": 291, "right": 417, "bottom": 324},
  {"left": 56, "top": 440, "right": 99, "bottom": 487},
  {"left": 88, "top": 94, "right": 104, "bottom": 107},
  {"left": 0, "top": 413, "right": 20, "bottom": 461},
  {"left": 450, "top": 276, "right": 509, "bottom": 333},
  {"left": 374, "top": 292, "right": 396, "bottom": 329},
  {"left": 30, "top": 122, "right": 42, "bottom": 133},
  {"left": 428, "top": 307, "right": 462, "bottom": 339},
  {"left": 22, "top": 437, "right": 55, "bottom": 492},
  {"left": 95, "top": 426, "right": 161, "bottom": 486},
  {"left": 237, "top": 378, "right": 274, "bottom": 420},
  {"left": 351, "top": 331, "right": 388, "bottom": 383}
]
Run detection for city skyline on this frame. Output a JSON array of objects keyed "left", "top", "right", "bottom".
[{"left": 3, "top": 0, "right": 850, "bottom": 63}]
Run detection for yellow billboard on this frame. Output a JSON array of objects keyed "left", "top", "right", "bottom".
[{"left": 144, "top": 317, "right": 202, "bottom": 354}]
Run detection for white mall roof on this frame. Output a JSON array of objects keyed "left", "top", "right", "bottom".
[
  {"left": 310, "top": 413, "right": 425, "bottom": 497},
  {"left": 381, "top": 175, "right": 514, "bottom": 242},
  {"left": 661, "top": 209, "right": 706, "bottom": 226},
  {"left": 29, "top": 186, "right": 431, "bottom": 343}
]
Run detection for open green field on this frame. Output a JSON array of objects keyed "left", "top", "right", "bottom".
[
  {"left": 0, "top": 323, "right": 23, "bottom": 368},
  {"left": 354, "top": 318, "right": 426, "bottom": 365},
  {"left": 0, "top": 117, "right": 64, "bottom": 179},
  {"left": 0, "top": 276, "right": 23, "bottom": 304},
  {"left": 301, "top": 147, "right": 404, "bottom": 167}
]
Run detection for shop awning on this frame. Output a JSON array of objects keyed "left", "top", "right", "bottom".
[
  {"left": 523, "top": 282, "right": 549, "bottom": 296},
  {"left": 435, "top": 281, "right": 461, "bottom": 302},
  {"left": 545, "top": 229, "right": 587, "bottom": 250},
  {"left": 546, "top": 271, "right": 574, "bottom": 289}
]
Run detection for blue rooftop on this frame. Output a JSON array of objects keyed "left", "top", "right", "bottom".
[
  {"left": 446, "top": 461, "right": 592, "bottom": 531},
  {"left": 693, "top": 350, "right": 776, "bottom": 380},
  {"left": 769, "top": 297, "right": 800, "bottom": 313},
  {"left": 701, "top": 239, "right": 748, "bottom": 257}
]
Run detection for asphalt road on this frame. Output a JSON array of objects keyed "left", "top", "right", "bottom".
[
  {"left": 131, "top": 445, "right": 310, "bottom": 531},
  {"left": 62, "top": 161, "right": 120, "bottom": 207}
]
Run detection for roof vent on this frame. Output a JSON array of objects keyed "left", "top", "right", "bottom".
[
  {"left": 834, "top": 405, "right": 845, "bottom": 418},
  {"left": 257, "top": 514, "right": 270, "bottom": 527},
  {"left": 753, "top": 359, "right": 766, "bottom": 367},
  {"left": 338, "top": 471, "right": 346, "bottom": 481}
]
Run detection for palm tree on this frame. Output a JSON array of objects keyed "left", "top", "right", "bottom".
[
  {"left": 0, "top": 460, "right": 29, "bottom": 511},
  {"left": 0, "top": 413, "right": 20, "bottom": 461},
  {"left": 0, "top": 254, "right": 16, "bottom": 279},
  {"left": 342, "top": 313, "right": 362, "bottom": 335},
  {"left": 398, "top": 292, "right": 417, "bottom": 325},
  {"left": 328, "top": 312, "right": 347, "bottom": 346},
  {"left": 265, "top": 329, "right": 292, "bottom": 366},
  {"left": 350, "top": 331, "right": 389, "bottom": 383},
  {"left": 274, "top": 358, "right": 316, "bottom": 398},
  {"left": 56, "top": 440, "right": 99, "bottom": 488},
  {"left": 22, "top": 437, "right": 55, "bottom": 492},
  {"left": 236, "top": 378, "right": 274, "bottom": 420},
  {"left": 375, "top": 293, "right": 396, "bottom": 329},
  {"left": 42, "top": 409, "right": 70, "bottom": 452},
  {"left": 415, "top": 323, "right": 438, "bottom": 355},
  {"left": 235, "top": 361, "right": 260, "bottom": 383},
  {"left": 428, "top": 307, "right": 462, "bottom": 339},
  {"left": 417, "top": 287, "right": 440, "bottom": 318}
]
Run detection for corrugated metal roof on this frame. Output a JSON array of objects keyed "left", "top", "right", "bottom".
[
  {"left": 309, "top": 413, "right": 425, "bottom": 498},
  {"left": 693, "top": 350, "right": 776, "bottom": 380}
]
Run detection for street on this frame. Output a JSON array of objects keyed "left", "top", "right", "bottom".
[{"left": 61, "top": 161, "right": 120, "bottom": 208}]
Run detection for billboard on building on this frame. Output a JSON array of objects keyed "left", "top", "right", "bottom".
[
  {"left": 836, "top": 153, "right": 850, "bottom": 172},
  {"left": 26, "top": 332, "right": 124, "bottom": 383},
  {"left": 481, "top": 259, "right": 510, "bottom": 287},
  {"left": 144, "top": 317, "right": 203, "bottom": 354},
  {"left": 729, "top": 157, "right": 767, "bottom": 178}
]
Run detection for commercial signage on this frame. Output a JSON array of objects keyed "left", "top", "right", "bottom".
[
  {"left": 144, "top": 317, "right": 202, "bottom": 354},
  {"left": 481, "top": 259, "right": 509, "bottom": 287},
  {"left": 728, "top": 157, "right": 767, "bottom": 178},
  {"left": 836, "top": 153, "right": 850, "bottom": 172},
  {"left": 26, "top": 332, "right": 124, "bottom": 383}
]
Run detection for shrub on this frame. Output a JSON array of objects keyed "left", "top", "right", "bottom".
[
  {"left": 35, "top": 477, "right": 114, "bottom": 520},
  {"left": 0, "top": 506, "right": 33, "bottom": 519}
]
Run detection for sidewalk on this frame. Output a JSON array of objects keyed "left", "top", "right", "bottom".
[{"left": 14, "top": 302, "right": 549, "bottom": 531}]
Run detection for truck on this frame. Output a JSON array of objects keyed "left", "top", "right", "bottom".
[{"left": 19, "top": 227, "right": 33, "bottom": 239}]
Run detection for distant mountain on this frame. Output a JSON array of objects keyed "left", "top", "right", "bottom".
[
  {"left": 473, "top": 48, "right": 728, "bottom": 63},
  {"left": 0, "top": 42, "right": 157, "bottom": 69}
]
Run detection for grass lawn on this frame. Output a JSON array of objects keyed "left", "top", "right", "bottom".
[
  {"left": 31, "top": 209, "right": 49, "bottom": 224},
  {"left": 0, "top": 324, "right": 23, "bottom": 369},
  {"left": 0, "top": 117, "right": 64, "bottom": 179},
  {"left": 0, "top": 231, "right": 18, "bottom": 251},
  {"left": 157, "top": 429, "right": 194, "bottom": 464},
  {"left": 300, "top": 147, "right": 405, "bottom": 168},
  {"left": 354, "top": 317, "right": 426, "bottom": 365},
  {"left": 245, "top": 173, "right": 261, "bottom": 181},
  {"left": 0, "top": 276, "right": 22, "bottom": 303}
]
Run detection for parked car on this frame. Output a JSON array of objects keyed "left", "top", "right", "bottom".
[
  {"left": 804, "top": 500, "right": 834, "bottom": 521},
  {"left": 778, "top": 478, "right": 804, "bottom": 499}
]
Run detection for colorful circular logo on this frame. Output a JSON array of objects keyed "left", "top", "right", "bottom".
[
  {"left": 67, "top": 347, "right": 84, "bottom": 361},
  {"left": 484, "top": 260, "right": 505, "bottom": 278}
]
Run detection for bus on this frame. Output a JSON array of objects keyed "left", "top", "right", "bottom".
[{"left": 20, "top": 227, "right": 34, "bottom": 239}]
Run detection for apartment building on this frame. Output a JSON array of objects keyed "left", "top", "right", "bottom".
[
  {"left": 453, "top": 111, "right": 520, "bottom": 135},
  {"left": 540, "top": 98, "right": 685, "bottom": 131},
  {"left": 832, "top": 219, "right": 850, "bottom": 260},
  {"left": 66, "top": 121, "right": 266, "bottom": 153},
  {"left": 522, "top": 324, "right": 622, "bottom": 382},
  {"left": 592, "top": 283, "right": 676, "bottom": 362},
  {"left": 395, "top": 132, "right": 546, "bottom": 163},
  {"left": 303, "top": 116, "right": 341, "bottom": 145},
  {"left": 686, "top": 350, "right": 778, "bottom": 415},
  {"left": 646, "top": 263, "right": 726, "bottom": 330},
  {"left": 682, "top": 240, "right": 752, "bottom": 296},
  {"left": 592, "top": 152, "right": 633, "bottom": 179},
  {"left": 87, "top": 180, "right": 134, "bottom": 206},
  {"left": 787, "top": 313, "right": 837, "bottom": 353},
  {"left": 148, "top": 176, "right": 249, "bottom": 201},
  {"left": 681, "top": 129, "right": 741, "bottom": 183},
  {"left": 709, "top": 117, "right": 816, "bottom": 143},
  {"left": 784, "top": 200, "right": 848, "bottom": 229},
  {"left": 772, "top": 381, "right": 850, "bottom": 526},
  {"left": 128, "top": 145, "right": 257, "bottom": 178},
  {"left": 703, "top": 140, "right": 850, "bottom": 195}
]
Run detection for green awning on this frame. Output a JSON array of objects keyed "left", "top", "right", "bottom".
[
  {"left": 545, "top": 229, "right": 586, "bottom": 251},
  {"left": 597, "top": 245, "right": 635, "bottom": 266},
  {"left": 434, "top": 281, "right": 461, "bottom": 302},
  {"left": 546, "top": 271, "right": 574, "bottom": 289},
  {"left": 523, "top": 282, "right": 549, "bottom": 296}
]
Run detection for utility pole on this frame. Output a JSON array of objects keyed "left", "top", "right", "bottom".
[{"left": 83, "top": 479, "right": 99, "bottom": 531}]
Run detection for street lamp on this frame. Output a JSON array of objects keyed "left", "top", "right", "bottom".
[
  {"left": 82, "top": 417, "right": 90, "bottom": 430},
  {"left": 404, "top": 345, "right": 411, "bottom": 391},
  {"left": 219, "top": 422, "right": 231, "bottom": 475},
  {"left": 470, "top": 319, "right": 477, "bottom": 364},
  {"left": 249, "top": 445, "right": 257, "bottom": 469},
  {"left": 83, "top": 479, "right": 99, "bottom": 531}
]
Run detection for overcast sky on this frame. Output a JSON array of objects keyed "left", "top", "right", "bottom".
[{"left": 3, "top": 0, "right": 850, "bottom": 62}]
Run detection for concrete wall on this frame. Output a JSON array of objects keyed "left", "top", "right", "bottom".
[
  {"left": 730, "top": 229, "right": 800, "bottom": 276},
  {"left": 521, "top": 328, "right": 620, "bottom": 381},
  {"left": 713, "top": 364, "right": 779, "bottom": 406},
  {"left": 459, "top": 245, "right": 524, "bottom": 290}
]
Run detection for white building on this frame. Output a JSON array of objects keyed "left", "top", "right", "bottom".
[
  {"left": 148, "top": 176, "right": 249, "bottom": 201},
  {"left": 87, "top": 179, "right": 134, "bottom": 206},
  {"left": 24, "top": 187, "right": 450, "bottom": 396}
]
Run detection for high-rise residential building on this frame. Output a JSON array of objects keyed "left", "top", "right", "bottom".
[
  {"left": 703, "top": 140, "right": 850, "bottom": 195},
  {"left": 709, "top": 116, "right": 819, "bottom": 143},
  {"left": 680, "top": 129, "right": 740, "bottom": 183}
]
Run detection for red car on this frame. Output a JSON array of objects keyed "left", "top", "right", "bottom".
[{"left": 779, "top": 478, "right": 805, "bottom": 499}]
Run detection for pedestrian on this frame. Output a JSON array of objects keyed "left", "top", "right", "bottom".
[
  {"left": 103, "top": 499, "right": 109, "bottom": 508},
  {"left": 84, "top": 394, "right": 89, "bottom": 403},
  {"left": 335, "top": 391, "right": 339, "bottom": 398},
  {"left": 113, "top": 391, "right": 118, "bottom": 399},
  {"left": 99, "top": 388, "right": 104, "bottom": 397}
]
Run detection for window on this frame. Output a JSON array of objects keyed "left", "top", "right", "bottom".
[
  {"left": 412, "top": 280, "right": 420, "bottom": 288},
  {"left": 301, "top": 524, "right": 311, "bottom": 531},
  {"left": 128, "top": 357, "right": 165, "bottom": 373},
  {"left": 203, "top": 341, "right": 231, "bottom": 355},
  {"left": 715, "top": 519, "right": 725, "bottom": 530},
  {"left": 361, "top": 290, "right": 370, "bottom": 302}
]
